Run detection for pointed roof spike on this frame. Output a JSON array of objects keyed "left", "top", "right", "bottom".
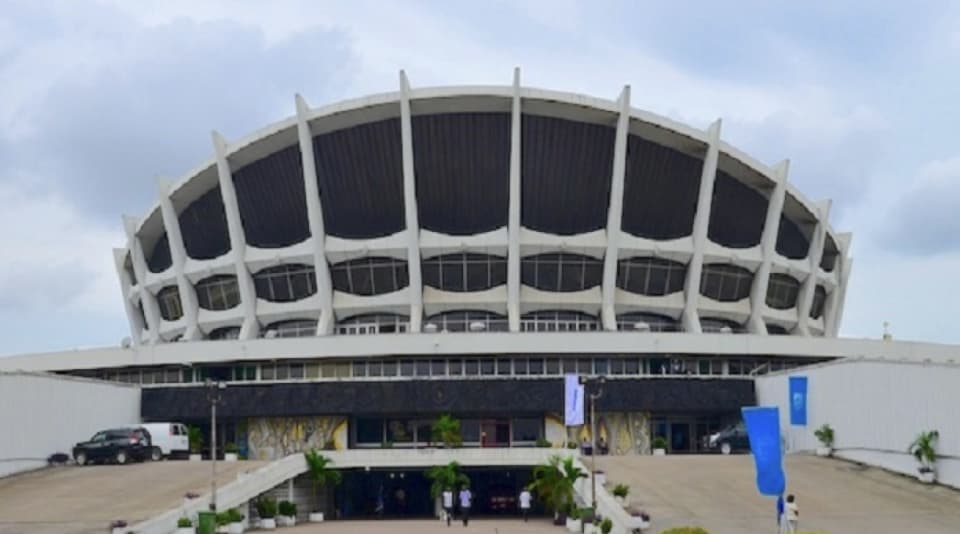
[
  {"left": 707, "top": 118, "right": 722, "bottom": 139},
  {"left": 154, "top": 176, "right": 173, "bottom": 195},
  {"left": 295, "top": 93, "right": 310, "bottom": 116},
  {"left": 121, "top": 214, "right": 139, "bottom": 237},
  {"left": 837, "top": 232, "right": 853, "bottom": 251},
  {"left": 512, "top": 67, "right": 521, "bottom": 87},
  {"left": 815, "top": 199, "right": 833, "bottom": 220},
  {"left": 618, "top": 85, "right": 631, "bottom": 106},
  {"left": 211, "top": 130, "right": 228, "bottom": 152},
  {"left": 399, "top": 70, "right": 411, "bottom": 92}
]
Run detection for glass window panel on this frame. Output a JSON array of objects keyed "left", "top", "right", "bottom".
[
  {"left": 383, "top": 361, "right": 397, "bottom": 376},
  {"left": 275, "top": 365, "right": 290, "bottom": 380},
  {"left": 353, "top": 361, "right": 367, "bottom": 377},
  {"left": 577, "top": 358, "right": 592, "bottom": 374},
  {"left": 465, "top": 359, "right": 479, "bottom": 375},
  {"left": 368, "top": 360, "right": 383, "bottom": 377},
  {"left": 609, "top": 358, "right": 624, "bottom": 375},
  {"left": 624, "top": 358, "right": 640, "bottom": 375},
  {"left": 400, "top": 360, "right": 415, "bottom": 376},
  {"left": 496, "top": 358, "right": 511, "bottom": 375},
  {"left": 512, "top": 418, "right": 541, "bottom": 442},
  {"left": 594, "top": 358, "right": 608, "bottom": 376},
  {"left": 416, "top": 422, "right": 433, "bottom": 444},
  {"left": 335, "top": 362, "right": 351, "bottom": 378},
  {"left": 387, "top": 419, "right": 414, "bottom": 442},
  {"left": 356, "top": 418, "right": 383, "bottom": 444},
  {"left": 430, "top": 360, "right": 446, "bottom": 376},
  {"left": 480, "top": 359, "right": 495, "bottom": 375},
  {"left": 416, "top": 360, "right": 430, "bottom": 376},
  {"left": 528, "top": 358, "right": 544, "bottom": 375},
  {"left": 562, "top": 359, "right": 577, "bottom": 373},
  {"left": 290, "top": 363, "right": 305, "bottom": 379},
  {"left": 461, "top": 419, "right": 481, "bottom": 443},
  {"left": 545, "top": 358, "right": 560, "bottom": 375},
  {"left": 514, "top": 358, "right": 528, "bottom": 375},
  {"left": 261, "top": 365, "right": 275, "bottom": 380},
  {"left": 449, "top": 359, "right": 463, "bottom": 376}
]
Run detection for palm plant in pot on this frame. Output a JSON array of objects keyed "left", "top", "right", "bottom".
[
  {"left": 256, "top": 497, "right": 277, "bottom": 530},
  {"left": 431, "top": 414, "right": 463, "bottom": 448},
  {"left": 425, "top": 461, "right": 470, "bottom": 518},
  {"left": 277, "top": 501, "right": 297, "bottom": 527},
  {"left": 814, "top": 424, "right": 835, "bottom": 457},
  {"left": 908, "top": 430, "right": 939, "bottom": 483},
  {"left": 175, "top": 516, "right": 194, "bottom": 534},
  {"left": 652, "top": 436, "right": 668, "bottom": 456},
  {"left": 304, "top": 449, "right": 342, "bottom": 522},
  {"left": 528, "top": 455, "right": 586, "bottom": 529},
  {"left": 226, "top": 508, "right": 245, "bottom": 534},
  {"left": 224, "top": 442, "right": 239, "bottom": 462},
  {"left": 187, "top": 426, "right": 204, "bottom": 461}
]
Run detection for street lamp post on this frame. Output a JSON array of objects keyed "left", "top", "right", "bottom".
[
  {"left": 206, "top": 379, "right": 227, "bottom": 512},
  {"left": 580, "top": 376, "right": 605, "bottom": 511}
]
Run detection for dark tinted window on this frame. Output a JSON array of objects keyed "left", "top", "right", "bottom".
[
  {"left": 196, "top": 275, "right": 240, "bottom": 311},
  {"left": 422, "top": 253, "right": 507, "bottom": 292},
  {"left": 254, "top": 264, "right": 317, "bottom": 302},
  {"left": 330, "top": 257, "right": 409, "bottom": 296},
  {"left": 700, "top": 264, "right": 754, "bottom": 302},
  {"left": 616, "top": 257, "right": 686, "bottom": 296},
  {"left": 156, "top": 286, "right": 183, "bottom": 321},
  {"left": 521, "top": 253, "right": 603, "bottom": 292},
  {"left": 766, "top": 273, "right": 800, "bottom": 310}
]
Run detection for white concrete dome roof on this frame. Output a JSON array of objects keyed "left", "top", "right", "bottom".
[{"left": 115, "top": 69, "right": 851, "bottom": 345}]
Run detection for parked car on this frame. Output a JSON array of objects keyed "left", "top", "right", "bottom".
[
  {"left": 703, "top": 422, "right": 751, "bottom": 455},
  {"left": 73, "top": 427, "right": 156, "bottom": 465},
  {"left": 130, "top": 422, "right": 189, "bottom": 459}
]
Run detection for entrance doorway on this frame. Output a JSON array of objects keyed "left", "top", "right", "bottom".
[{"left": 480, "top": 419, "right": 510, "bottom": 447}]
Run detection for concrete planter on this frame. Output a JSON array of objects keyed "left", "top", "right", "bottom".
[
  {"left": 594, "top": 471, "right": 606, "bottom": 486},
  {"left": 566, "top": 517, "right": 581, "bottom": 532},
  {"left": 215, "top": 526, "right": 229, "bottom": 533},
  {"left": 189, "top": 453, "right": 202, "bottom": 462},
  {"left": 175, "top": 528, "right": 194, "bottom": 534},
  {"left": 614, "top": 495, "right": 629, "bottom": 507},
  {"left": 308, "top": 512, "right": 325, "bottom": 523},
  {"left": 815, "top": 447, "right": 832, "bottom": 457},
  {"left": 277, "top": 515, "right": 296, "bottom": 526},
  {"left": 259, "top": 518, "right": 276, "bottom": 530},
  {"left": 918, "top": 471, "right": 936, "bottom": 484},
  {"left": 227, "top": 522, "right": 244, "bottom": 533},
  {"left": 224, "top": 453, "right": 238, "bottom": 462},
  {"left": 652, "top": 448, "right": 666, "bottom": 456},
  {"left": 584, "top": 523, "right": 600, "bottom": 534}
]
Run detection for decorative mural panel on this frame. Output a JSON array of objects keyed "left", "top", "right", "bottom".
[
  {"left": 565, "top": 411, "right": 651, "bottom": 455},
  {"left": 247, "top": 416, "right": 347, "bottom": 461}
]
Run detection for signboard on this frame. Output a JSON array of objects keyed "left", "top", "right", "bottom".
[
  {"left": 564, "top": 374, "right": 584, "bottom": 426},
  {"left": 789, "top": 376, "right": 808, "bottom": 426},
  {"left": 741, "top": 406, "right": 786, "bottom": 496}
]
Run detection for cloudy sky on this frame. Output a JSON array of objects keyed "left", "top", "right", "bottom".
[{"left": 2, "top": 1, "right": 959, "bottom": 355}]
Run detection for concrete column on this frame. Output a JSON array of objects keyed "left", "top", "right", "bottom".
[
  {"left": 122, "top": 215, "right": 162, "bottom": 343},
  {"left": 747, "top": 160, "right": 788, "bottom": 334},
  {"left": 507, "top": 67, "right": 522, "bottom": 332},
  {"left": 796, "top": 201, "right": 830, "bottom": 336},
  {"left": 824, "top": 233, "right": 853, "bottom": 336},
  {"left": 399, "top": 70, "right": 424, "bottom": 332},
  {"left": 296, "top": 94, "right": 335, "bottom": 335},
  {"left": 681, "top": 120, "right": 722, "bottom": 333},
  {"left": 156, "top": 178, "right": 202, "bottom": 340},
  {"left": 112, "top": 248, "right": 142, "bottom": 345},
  {"left": 212, "top": 131, "right": 260, "bottom": 339},
  {"left": 601, "top": 86, "right": 631, "bottom": 331}
]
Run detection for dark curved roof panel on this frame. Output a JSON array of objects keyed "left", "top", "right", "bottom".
[
  {"left": 621, "top": 135, "right": 703, "bottom": 239},
  {"left": 521, "top": 115, "right": 615, "bottom": 235},
  {"left": 147, "top": 232, "right": 172, "bottom": 273},
  {"left": 313, "top": 118, "right": 405, "bottom": 239},
  {"left": 233, "top": 144, "right": 310, "bottom": 248},
  {"left": 413, "top": 113, "right": 510, "bottom": 235},
  {"left": 708, "top": 170, "right": 768, "bottom": 248},
  {"left": 179, "top": 186, "right": 231, "bottom": 260}
]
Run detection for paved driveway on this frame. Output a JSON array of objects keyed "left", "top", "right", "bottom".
[
  {"left": 594, "top": 454, "right": 960, "bottom": 534},
  {"left": 0, "top": 460, "right": 264, "bottom": 534}
]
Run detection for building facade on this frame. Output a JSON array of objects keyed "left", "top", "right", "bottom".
[{"left": 6, "top": 71, "right": 861, "bottom": 459}]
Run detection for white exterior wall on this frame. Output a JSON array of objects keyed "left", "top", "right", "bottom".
[
  {"left": 756, "top": 359, "right": 960, "bottom": 489},
  {"left": 0, "top": 373, "right": 140, "bottom": 478}
]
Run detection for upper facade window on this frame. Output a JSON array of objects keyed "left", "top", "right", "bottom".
[
  {"left": 156, "top": 286, "right": 183, "bottom": 321},
  {"left": 810, "top": 285, "right": 827, "bottom": 319},
  {"left": 208, "top": 326, "right": 241, "bottom": 340},
  {"left": 263, "top": 319, "right": 316, "bottom": 338},
  {"left": 700, "top": 264, "right": 754, "bottom": 302},
  {"left": 254, "top": 264, "right": 317, "bottom": 302},
  {"left": 196, "top": 275, "right": 241, "bottom": 311},
  {"left": 422, "top": 253, "right": 507, "bottom": 292},
  {"left": 521, "top": 253, "right": 603, "bottom": 292},
  {"left": 336, "top": 314, "right": 409, "bottom": 335},
  {"left": 765, "top": 273, "right": 801, "bottom": 310},
  {"left": 425, "top": 310, "right": 509, "bottom": 332},
  {"left": 616, "top": 312, "right": 680, "bottom": 332},
  {"left": 701, "top": 317, "right": 744, "bottom": 333},
  {"left": 330, "top": 257, "right": 409, "bottom": 296},
  {"left": 520, "top": 310, "right": 600, "bottom": 332},
  {"left": 616, "top": 257, "right": 687, "bottom": 296}
]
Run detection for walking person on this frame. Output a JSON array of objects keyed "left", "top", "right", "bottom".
[
  {"left": 776, "top": 495, "right": 785, "bottom": 533},
  {"left": 784, "top": 494, "right": 799, "bottom": 533},
  {"left": 519, "top": 488, "right": 532, "bottom": 522},
  {"left": 459, "top": 486, "right": 473, "bottom": 526},
  {"left": 442, "top": 487, "right": 454, "bottom": 526}
]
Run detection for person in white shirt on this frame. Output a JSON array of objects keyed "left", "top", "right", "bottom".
[
  {"left": 519, "top": 489, "right": 532, "bottom": 522},
  {"left": 459, "top": 487, "right": 473, "bottom": 526},
  {"left": 442, "top": 488, "right": 454, "bottom": 526},
  {"left": 783, "top": 494, "right": 799, "bottom": 533}
]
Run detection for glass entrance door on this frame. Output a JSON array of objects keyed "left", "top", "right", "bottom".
[{"left": 480, "top": 419, "right": 510, "bottom": 447}]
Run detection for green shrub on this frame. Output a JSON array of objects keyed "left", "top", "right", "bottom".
[
  {"left": 224, "top": 442, "right": 238, "bottom": 454},
  {"left": 652, "top": 436, "right": 668, "bottom": 450},
  {"left": 215, "top": 511, "right": 230, "bottom": 526},
  {"left": 661, "top": 528, "right": 709, "bottom": 534},
  {"left": 814, "top": 424, "right": 835, "bottom": 448},
  {"left": 612, "top": 483, "right": 630, "bottom": 498},
  {"left": 278, "top": 500, "right": 297, "bottom": 517},
  {"left": 601, "top": 517, "right": 613, "bottom": 534},
  {"left": 567, "top": 441, "right": 578, "bottom": 449},
  {"left": 226, "top": 508, "right": 244, "bottom": 523},
  {"left": 535, "top": 437, "right": 552, "bottom": 448},
  {"left": 176, "top": 516, "right": 193, "bottom": 527},
  {"left": 256, "top": 497, "right": 277, "bottom": 519}
]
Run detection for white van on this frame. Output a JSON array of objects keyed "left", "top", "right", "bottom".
[{"left": 133, "top": 423, "right": 190, "bottom": 459}]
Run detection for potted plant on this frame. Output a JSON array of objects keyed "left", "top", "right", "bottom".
[
  {"left": 187, "top": 426, "right": 203, "bottom": 461},
  {"left": 431, "top": 414, "right": 463, "bottom": 448},
  {"left": 226, "top": 508, "right": 245, "bottom": 533},
  {"left": 584, "top": 515, "right": 602, "bottom": 534},
  {"left": 175, "top": 516, "right": 194, "bottom": 534},
  {"left": 566, "top": 441, "right": 578, "bottom": 450},
  {"left": 304, "top": 449, "right": 343, "bottom": 522},
  {"left": 426, "top": 461, "right": 470, "bottom": 518},
  {"left": 612, "top": 483, "right": 630, "bottom": 506},
  {"left": 256, "top": 497, "right": 277, "bottom": 530},
  {"left": 277, "top": 500, "right": 297, "bottom": 526},
  {"left": 600, "top": 517, "right": 613, "bottom": 534},
  {"left": 215, "top": 511, "right": 230, "bottom": 533},
  {"left": 814, "top": 424, "right": 834, "bottom": 457},
  {"left": 908, "top": 430, "right": 939, "bottom": 483},
  {"left": 110, "top": 520, "right": 128, "bottom": 534},
  {"left": 528, "top": 455, "right": 587, "bottom": 526},
  {"left": 652, "top": 436, "right": 668, "bottom": 456},
  {"left": 536, "top": 437, "right": 552, "bottom": 448},
  {"left": 565, "top": 506, "right": 582, "bottom": 533},
  {"left": 224, "top": 442, "right": 239, "bottom": 462}
]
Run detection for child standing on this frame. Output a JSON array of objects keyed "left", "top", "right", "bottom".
[{"left": 784, "top": 494, "right": 799, "bottom": 533}]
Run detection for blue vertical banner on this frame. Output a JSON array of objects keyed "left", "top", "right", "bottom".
[
  {"left": 564, "top": 374, "right": 584, "bottom": 426},
  {"left": 789, "top": 376, "right": 808, "bottom": 426},
  {"left": 741, "top": 406, "right": 786, "bottom": 496}
]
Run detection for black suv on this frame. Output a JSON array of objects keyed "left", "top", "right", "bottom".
[
  {"left": 73, "top": 427, "right": 156, "bottom": 465},
  {"left": 703, "top": 422, "right": 751, "bottom": 455}
]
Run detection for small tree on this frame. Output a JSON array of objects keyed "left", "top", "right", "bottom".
[
  {"left": 304, "top": 449, "right": 342, "bottom": 513},
  {"left": 425, "top": 461, "right": 470, "bottom": 499},
  {"left": 814, "top": 424, "right": 835, "bottom": 448},
  {"left": 431, "top": 414, "right": 463, "bottom": 448},
  {"left": 908, "top": 430, "right": 939, "bottom": 473},
  {"left": 187, "top": 426, "right": 204, "bottom": 454},
  {"left": 528, "top": 455, "right": 586, "bottom": 520}
]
